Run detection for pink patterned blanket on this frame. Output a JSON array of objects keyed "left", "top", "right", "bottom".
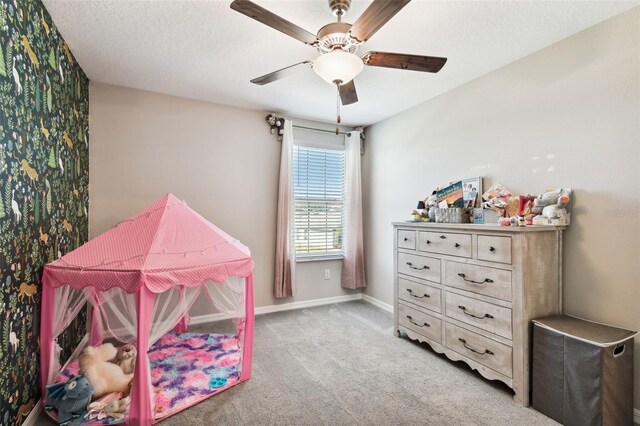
[{"left": 48, "top": 332, "right": 241, "bottom": 425}]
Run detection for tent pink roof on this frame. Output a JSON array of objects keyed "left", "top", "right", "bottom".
[{"left": 44, "top": 194, "right": 254, "bottom": 293}]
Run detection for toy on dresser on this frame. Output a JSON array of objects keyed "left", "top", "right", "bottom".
[
  {"left": 531, "top": 188, "right": 572, "bottom": 225},
  {"left": 532, "top": 188, "right": 571, "bottom": 218},
  {"left": 488, "top": 186, "right": 571, "bottom": 227}
]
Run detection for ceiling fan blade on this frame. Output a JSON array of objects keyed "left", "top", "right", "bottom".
[
  {"left": 230, "top": 0, "right": 318, "bottom": 45},
  {"left": 339, "top": 80, "right": 358, "bottom": 105},
  {"left": 349, "top": 0, "right": 411, "bottom": 43},
  {"left": 250, "top": 61, "right": 312, "bottom": 85},
  {"left": 363, "top": 51, "right": 447, "bottom": 73}
]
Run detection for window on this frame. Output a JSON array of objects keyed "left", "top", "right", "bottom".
[{"left": 293, "top": 144, "right": 345, "bottom": 258}]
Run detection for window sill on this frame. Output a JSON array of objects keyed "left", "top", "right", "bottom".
[{"left": 296, "top": 255, "right": 344, "bottom": 263}]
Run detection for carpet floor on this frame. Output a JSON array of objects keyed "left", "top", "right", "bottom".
[{"left": 41, "top": 301, "right": 559, "bottom": 425}]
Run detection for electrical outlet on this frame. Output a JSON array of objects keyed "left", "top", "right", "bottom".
[{"left": 324, "top": 269, "right": 331, "bottom": 280}]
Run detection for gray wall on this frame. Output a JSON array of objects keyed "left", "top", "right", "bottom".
[
  {"left": 362, "top": 8, "right": 640, "bottom": 409},
  {"left": 88, "top": 83, "right": 358, "bottom": 312}
]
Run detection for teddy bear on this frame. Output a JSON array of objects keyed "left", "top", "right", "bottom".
[
  {"left": 532, "top": 188, "right": 571, "bottom": 219},
  {"left": 79, "top": 343, "right": 133, "bottom": 398},
  {"left": 114, "top": 344, "right": 137, "bottom": 375},
  {"left": 45, "top": 375, "right": 94, "bottom": 424}
]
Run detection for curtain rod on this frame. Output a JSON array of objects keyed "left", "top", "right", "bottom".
[{"left": 293, "top": 124, "right": 351, "bottom": 136}]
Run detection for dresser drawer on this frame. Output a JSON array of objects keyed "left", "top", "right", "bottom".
[
  {"left": 445, "top": 322, "right": 513, "bottom": 378},
  {"left": 444, "top": 261, "right": 512, "bottom": 302},
  {"left": 397, "top": 252, "right": 441, "bottom": 283},
  {"left": 418, "top": 231, "right": 472, "bottom": 258},
  {"left": 445, "top": 292, "right": 512, "bottom": 339},
  {"left": 398, "top": 302, "right": 442, "bottom": 343},
  {"left": 397, "top": 229, "right": 416, "bottom": 250},
  {"left": 477, "top": 235, "right": 512, "bottom": 264},
  {"left": 398, "top": 277, "right": 442, "bottom": 313}
]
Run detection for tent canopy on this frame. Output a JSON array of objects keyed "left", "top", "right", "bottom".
[{"left": 44, "top": 193, "right": 254, "bottom": 293}]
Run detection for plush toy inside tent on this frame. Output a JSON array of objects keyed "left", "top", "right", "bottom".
[{"left": 40, "top": 194, "right": 255, "bottom": 425}]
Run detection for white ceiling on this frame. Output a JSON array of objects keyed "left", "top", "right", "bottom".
[{"left": 43, "top": 0, "right": 638, "bottom": 126}]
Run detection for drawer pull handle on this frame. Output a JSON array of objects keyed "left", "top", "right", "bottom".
[
  {"left": 459, "top": 338, "right": 494, "bottom": 356},
  {"left": 406, "top": 315, "right": 430, "bottom": 328},
  {"left": 425, "top": 240, "right": 431, "bottom": 245},
  {"left": 407, "top": 288, "right": 430, "bottom": 299},
  {"left": 406, "top": 262, "right": 429, "bottom": 270},
  {"left": 440, "top": 235, "right": 447, "bottom": 239},
  {"left": 454, "top": 243, "right": 460, "bottom": 248},
  {"left": 458, "top": 305, "right": 494, "bottom": 320},
  {"left": 403, "top": 237, "right": 409, "bottom": 241},
  {"left": 457, "top": 273, "right": 494, "bottom": 285},
  {"left": 489, "top": 246, "right": 496, "bottom": 252}
]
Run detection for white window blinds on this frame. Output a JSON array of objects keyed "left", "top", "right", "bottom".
[{"left": 293, "top": 144, "right": 345, "bottom": 257}]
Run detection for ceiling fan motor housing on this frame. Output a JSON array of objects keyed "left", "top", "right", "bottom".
[{"left": 317, "top": 22, "right": 359, "bottom": 54}]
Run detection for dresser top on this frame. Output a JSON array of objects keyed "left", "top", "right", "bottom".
[{"left": 392, "top": 221, "right": 564, "bottom": 233}]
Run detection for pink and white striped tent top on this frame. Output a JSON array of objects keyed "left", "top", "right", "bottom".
[{"left": 44, "top": 193, "right": 254, "bottom": 293}]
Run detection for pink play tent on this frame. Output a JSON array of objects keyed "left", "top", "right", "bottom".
[{"left": 40, "top": 194, "right": 255, "bottom": 425}]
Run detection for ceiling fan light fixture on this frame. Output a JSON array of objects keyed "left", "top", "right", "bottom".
[{"left": 313, "top": 50, "right": 364, "bottom": 86}]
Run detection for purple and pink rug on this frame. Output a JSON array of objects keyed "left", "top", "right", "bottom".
[{"left": 49, "top": 332, "right": 242, "bottom": 425}]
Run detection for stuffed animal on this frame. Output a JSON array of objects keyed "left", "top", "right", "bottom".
[
  {"left": 104, "top": 396, "right": 131, "bottom": 419},
  {"left": 45, "top": 375, "right": 94, "bottom": 424},
  {"left": 532, "top": 188, "right": 571, "bottom": 219},
  {"left": 79, "top": 343, "right": 133, "bottom": 398},
  {"left": 506, "top": 196, "right": 520, "bottom": 218},
  {"left": 88, "top": 394, "right": 130, "bottom": 420},
  {"left": 87, "top": 392, "right": 123, "bottom": 421},
  {"left": 518, "top": 195, "right": 536, "bottom": 224},
  {"left": 114, "top": 344, "right": 137, "bottom": 375},
  {"left": 424, "top": 190, "right": 439, "bottom": 221}
]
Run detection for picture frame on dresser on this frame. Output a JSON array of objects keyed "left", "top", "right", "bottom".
[
  {"left": 392, "top": 221, "right": 564, "bottom": 407},
  {"left": 450, "top": 176, "right": 483, "bottom": 208}
]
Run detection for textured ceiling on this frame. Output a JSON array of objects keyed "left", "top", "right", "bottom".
[{"left": 43, "top": 0, "right": 638, "bottom": 126}]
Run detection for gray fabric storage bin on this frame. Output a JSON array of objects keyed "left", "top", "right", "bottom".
[{"left": 532, "top": 315, "right": 637, "bottom": 426}]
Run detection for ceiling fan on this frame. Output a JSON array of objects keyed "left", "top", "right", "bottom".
[{"left": 230, "top": 0, "right": 447, "bottom": 107}]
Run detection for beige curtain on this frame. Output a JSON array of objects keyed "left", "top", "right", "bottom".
[
  {"left": 274, "top": 119, "right": 296, "bottom": 298},
  {"left": 342, "top": 131, "right": 366, "bottom": 289}
]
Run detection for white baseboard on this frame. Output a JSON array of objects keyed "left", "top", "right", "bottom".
[
  {"left": 634, "top": 407, "right": 640, "bottom": 424},
  {"left": 191, "top": 293, "right": 365, "bottom": 325},
  {"left": 22, "top": 398, "right": 42, "bottom": 426},
  {"left": 255, "top": 293, "right": 363, "bottom": 314},
  {"left": 191, "top": 293, "right": 393, "bottom": 325},
  {"left": 362, "top": 294, "right": 393, "bottom": 313}
]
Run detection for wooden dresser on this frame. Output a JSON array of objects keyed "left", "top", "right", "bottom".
[{"left": 393, "top": 222, "right": 564, "bottom": 406}]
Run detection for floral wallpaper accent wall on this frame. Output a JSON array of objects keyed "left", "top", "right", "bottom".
[{"left": 0, "top": 0, "right": 89, "bottom": 424}]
